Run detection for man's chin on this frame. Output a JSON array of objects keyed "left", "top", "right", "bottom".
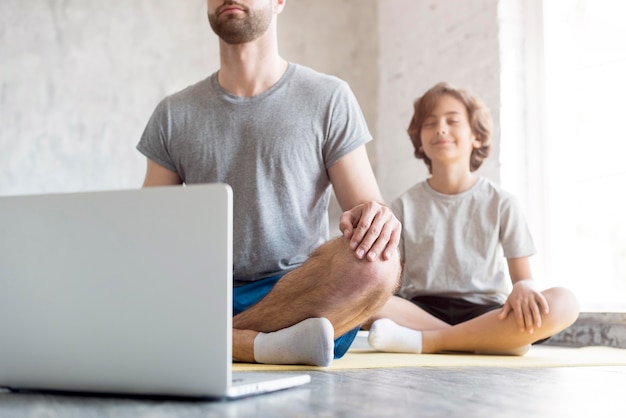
[{"left": 219, "top": 31, "right": 257, "bottom": 45}]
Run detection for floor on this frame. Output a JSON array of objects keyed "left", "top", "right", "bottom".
[
  {"left": 1, "top": 365, "right": 625, "bottom": 417},
  {"left": 3, "top": 320, "right": 626, "bottom": 418}
]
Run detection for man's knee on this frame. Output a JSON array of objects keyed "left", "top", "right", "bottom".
[
  {"left": 314, "top": 237, "right": 401, "bottom": 294},
  {"left": 365, "top": 247, "right": 401, "bottom": 293}
]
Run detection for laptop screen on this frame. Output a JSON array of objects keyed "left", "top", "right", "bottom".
[{"left": 0, "top": 184, "right": 235, "bottom": 397}]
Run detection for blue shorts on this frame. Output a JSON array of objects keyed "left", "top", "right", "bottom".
[{"left": 233, "top": 274, "right": 359, "bottom": 359}]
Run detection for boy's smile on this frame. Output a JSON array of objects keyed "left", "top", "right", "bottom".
[{"left": 420, "top": 94, "right": 480, "bottom": 169}]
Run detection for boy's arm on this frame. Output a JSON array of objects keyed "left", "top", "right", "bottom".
[
  {"left": 498, "top": 256, "right": 549, "bottom": 334},
  {"left": 507, "top": 256, "right": 532, "bottom": 283}
]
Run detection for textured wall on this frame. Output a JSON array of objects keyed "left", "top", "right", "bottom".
[
  {"left": 279, "top": 0, "right": 378, "bottom": 152},
  {"left": 0, "top": 0, "right": 216, "bottom": 196},
  {"left": 279, "top": 0, "right": 378, "bottom": 228},
  {"left": 376, "top": 0, "right": 502, "bottom": 202},
  {"left": 1, "top": 0, "right": 502, "bottom": 205},
  {"left": 549, "top": 313, "right": 626, "bottom": 349}
]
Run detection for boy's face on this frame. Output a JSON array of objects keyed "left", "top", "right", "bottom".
[{"left": 420, "top": 94, "right": 480, "bottom": 170}]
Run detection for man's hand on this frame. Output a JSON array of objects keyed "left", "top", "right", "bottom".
[
  {"left": 339, "top": 201, "right": 401, "bottom": 261},
  {"left": 498, "top": 279, "right": 549, "bottom": 334}
]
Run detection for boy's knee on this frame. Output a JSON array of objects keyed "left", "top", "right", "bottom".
[{"left": 544, "top": 286, "right": 580, "bottom": 329}]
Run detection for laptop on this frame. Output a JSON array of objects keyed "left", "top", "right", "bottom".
[{"left": 0, "top": 184, "right": 310, "bottom": 399}]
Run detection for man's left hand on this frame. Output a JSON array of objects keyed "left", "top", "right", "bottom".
[{"left": 339, "top": 201, "right": 401, "bottom": 261}]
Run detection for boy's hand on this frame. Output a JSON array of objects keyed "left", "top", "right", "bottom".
[{"left": 498, "top": 279, "right": 549, "bottom": 334}]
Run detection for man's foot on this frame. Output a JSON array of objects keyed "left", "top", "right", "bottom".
[{"left": 253, "top": 317, "right": 334, "bottom": 366}]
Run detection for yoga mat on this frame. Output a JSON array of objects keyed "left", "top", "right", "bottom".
[{"left": 232, "top": 345, "right": 626, "bottom": 371}]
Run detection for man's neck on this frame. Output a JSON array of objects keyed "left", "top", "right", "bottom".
[{"left": 217, "top": 28, "right": 287, "bottom": 97}]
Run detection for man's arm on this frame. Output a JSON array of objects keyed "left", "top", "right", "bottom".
[
  {"left": 328, "top": 145, "right": 401, "bottom": 262},
  {"left": 142, "top": 159, "right": 183, "bottom": 187}
]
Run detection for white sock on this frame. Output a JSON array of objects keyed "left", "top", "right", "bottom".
[
  {"left": 253, "top": 317, "right": 334, "bottom": 367},
  {"left": 368, "top": 318, "right": 423, "bottom": 353}
]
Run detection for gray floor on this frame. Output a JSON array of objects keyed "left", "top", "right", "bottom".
[
  {"left": 1, "top": 365, "right": 625, "bottom": 417},
  {"left": 3, "top": 323, "right": 626, "bottom": 418}
]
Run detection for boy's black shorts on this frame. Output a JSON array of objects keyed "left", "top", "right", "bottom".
[
  {"left": 409, "top": 295, "right": 501, "bottom": 325},
  {"left": 409, "top": 295, "right": 550, "bottom": 344}
]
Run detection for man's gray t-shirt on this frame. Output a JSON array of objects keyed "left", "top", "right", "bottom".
[
  {"left": 392, "top": 177, "right": 536, "bottom": 304},
  {"left": 137, "top": 63, "right": 372, "bottom": 283}
]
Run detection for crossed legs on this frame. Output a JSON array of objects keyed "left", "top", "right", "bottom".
[
  {"left": 232, "top": 236, "right": 401, "bottom": 365},
  {"left": 366, "top": 287, "right": 579, "bottom": 355}
]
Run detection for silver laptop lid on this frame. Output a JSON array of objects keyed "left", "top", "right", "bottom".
[{"left": 0, "top": 184, "right": 233, "bottom": 397}]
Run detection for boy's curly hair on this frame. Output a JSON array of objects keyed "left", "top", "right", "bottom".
[{"left": 407, "top": 82, "right": 493, "bottom": 173}]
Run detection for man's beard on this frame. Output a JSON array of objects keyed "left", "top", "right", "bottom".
[{"left": 208, "top": 1, "right": 273, "bottom": 45}]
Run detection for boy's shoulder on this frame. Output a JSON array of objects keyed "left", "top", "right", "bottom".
[
  {"left": 473, "top": 177, "right": 525, "bottom": 213},
  {"left": 392, "top": 176, "right": 520, "bottom": 206},
  {"left": 395, "top": 179, "right": 430, "bottom": 200},
  {"left": 476, "top": 176, "right": 516, "bottom": 199}
]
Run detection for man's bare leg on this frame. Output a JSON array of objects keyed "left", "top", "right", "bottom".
[{"left": 232, "top": 236, "right": 401, "bottom": 365}]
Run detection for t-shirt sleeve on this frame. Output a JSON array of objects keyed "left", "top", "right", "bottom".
[
  {"left": 499, "top": 194, "right": 537, "bottom": 258},
  {"left": 136, "top": 98, "right": 178, "bottom": 173},
  {"left": 322, "top": 81, "right": 372, "bottom": 168}
]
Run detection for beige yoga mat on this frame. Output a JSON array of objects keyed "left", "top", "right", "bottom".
[{"left": 232, "top": 345, "right": 626, "bottom": 371}]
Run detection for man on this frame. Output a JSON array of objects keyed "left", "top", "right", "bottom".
[{"left": 137, "top": 0, "right": 401, "bottom": 366}]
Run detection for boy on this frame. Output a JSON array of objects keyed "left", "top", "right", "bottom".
[{"left": 366, "top": 82, "right": 579, "bottom": 355}]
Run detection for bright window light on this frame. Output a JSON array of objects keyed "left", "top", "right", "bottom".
[{"left": 542, "top": 0, "right": 626, "bottom": 311}]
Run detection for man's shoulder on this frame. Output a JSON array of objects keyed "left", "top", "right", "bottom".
[
  {"left": 290, "top": 63, "right": 349, "bottom": 91},
  {"left": 163, "top": 74, "right": 214, "bottom": 105},
  {"left": 291, "top": 63, "right": 341, "bottom": 80}
]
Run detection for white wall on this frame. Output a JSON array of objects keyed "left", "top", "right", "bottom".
[
  {"left": 376, "top": 0, "right": 501, "bottom": 202},
  {"left": 0, "top": 0, "right": 216, "bottom": 195},
  {"left": 1, "top": 0, "right": 503, "bottom": 207}
]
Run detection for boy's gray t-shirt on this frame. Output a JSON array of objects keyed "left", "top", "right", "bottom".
[
  {"left": 137, "top": 63, "right": 372, "bottom": 283},
  {"left": 392, "top": 177, "right": 536, "bottom": 304}
]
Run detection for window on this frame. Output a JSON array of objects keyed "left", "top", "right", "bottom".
[{"left": 501, "top": 0, "right": 626, "bottom": 311}]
